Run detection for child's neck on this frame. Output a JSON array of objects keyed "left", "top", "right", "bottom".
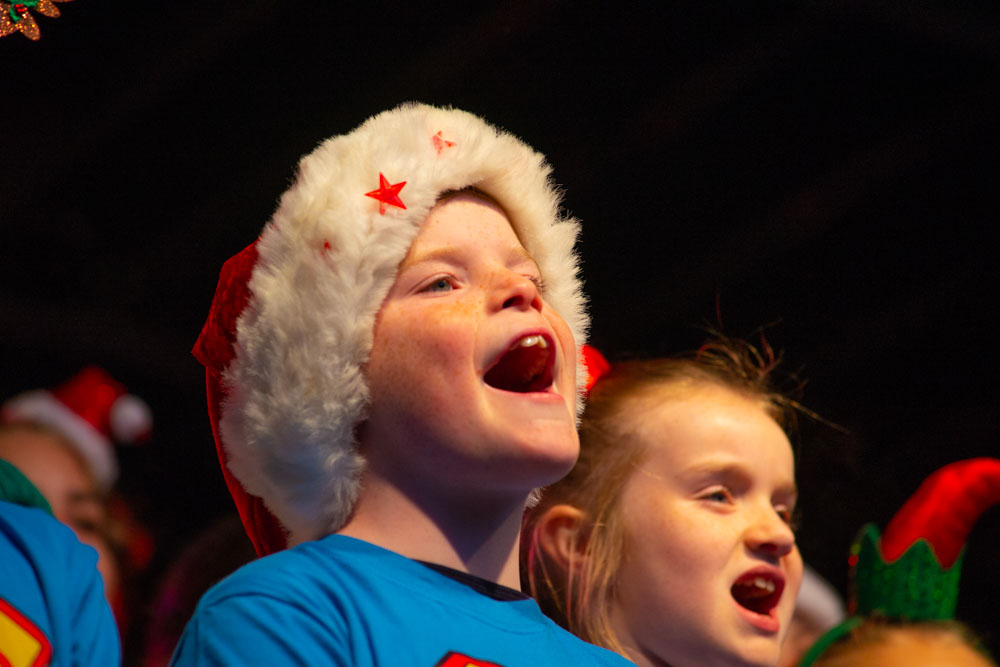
[{"left": 337, "top": 468, "right": 527, "bottom": 589}]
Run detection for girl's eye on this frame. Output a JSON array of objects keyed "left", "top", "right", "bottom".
[
  {"left": 777, "top": 506, "right": 801, "bottom": 531},
  {"left": 421, "top": 277, "right": 454, "bottom": 293},
  {"left": 71, "top": 516, "right": 102, "bottom": 537},
  {"left": 528, "top": 275, "right": 546, "bottom": 292},
  {"left": 702, "top": 488, "right": 732, "bottom": 504}
]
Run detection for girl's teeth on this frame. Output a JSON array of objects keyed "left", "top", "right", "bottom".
[
  {"left": 516, "top": 335, "right": 548, "bottom": 349},
  {"left": 752, "top": 577, "right": 775, "bottom": 593}
]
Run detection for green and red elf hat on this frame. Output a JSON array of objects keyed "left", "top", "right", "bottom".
[{"left": 799, "top": 457, "right": 1000, "bottom": 666}]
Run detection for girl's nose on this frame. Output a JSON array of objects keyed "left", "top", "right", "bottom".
[{"left": 745, "top": 506, "right": 796, "bottom": 559}]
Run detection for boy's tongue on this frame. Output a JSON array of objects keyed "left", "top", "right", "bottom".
[{"left": 484, "top": 335, "right": 552, "bottom": 393}]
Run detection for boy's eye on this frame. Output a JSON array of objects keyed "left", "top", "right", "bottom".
[
  {"left": 421, "top": 277, "right": 454, "bottom": 293},
  {"left": 528, "top": 275, "right": 546, "bottom": 292}
]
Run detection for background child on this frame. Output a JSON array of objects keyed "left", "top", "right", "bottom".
[
  {"left": 0, "top": 459, "right": 121, "bottom": 666},
  {"left": 800, "top": 457, "right": 999, "bottom": 667},
  {"left": 523, "top": 338, "right": 806, "bottom": 667},
  {"left": 808, "top": 618, "right": 995, "bottom": 667},
  {"left": 172, "top": 103, "right": 632, "bottom": 665},
  {"left": 0, "top": 366, "right": 154, "bottom": 631}
]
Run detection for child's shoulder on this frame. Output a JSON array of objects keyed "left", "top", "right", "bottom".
[
  {"left": 0, "top": 500, "right": 101, "bottom": 588},
  {"left": 0, "top": 500, "right": 121, "bottom": 667},
  {"left": 172, "top": 535, "right": 371, "bottom": 664},
  {"left": 199, "top": 534, "right": 383, "bottom": 597},
  {"left": 192, "top": 533, "right": 449, "bottom": 619},
  {"left": 179, "top": 534, "right": 635, "bottom": 666}
]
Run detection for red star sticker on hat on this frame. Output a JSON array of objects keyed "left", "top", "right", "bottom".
[
  {"left": 432, "top": 131, "right": 456, "bottom": 155},
  {"left": 364, "top": 173, "right": 407, "bottom": 214}
]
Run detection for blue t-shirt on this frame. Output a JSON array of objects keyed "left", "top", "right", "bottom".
[
  {"left": 0, "top": 500, "right": 120, "bottom": 666},
  {"left": 171, "top": 534, "right": 633, "bottom": 666}
]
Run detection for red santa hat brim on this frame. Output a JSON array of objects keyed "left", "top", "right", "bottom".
[{"left": 2, "top": 390, "right": 118, "bottom": 490}]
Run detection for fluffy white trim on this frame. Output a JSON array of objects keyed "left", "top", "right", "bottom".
[{"left": 221, "top": 103, "right": 588, "bottom": 543}]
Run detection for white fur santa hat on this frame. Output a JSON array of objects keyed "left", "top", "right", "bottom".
[
  {"left": 1, "top": 366, "right": 152, "bottom": 491},
  {"left": 194, "top": 103, "right": 589, "bottom": 555}
]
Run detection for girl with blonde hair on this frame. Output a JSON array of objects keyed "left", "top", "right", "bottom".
[{"left": 523, "top": 336, "right": 808, "bottom": 667}]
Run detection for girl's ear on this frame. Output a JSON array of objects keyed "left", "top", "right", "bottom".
[{"left": 534, "top": 504, "right": 589, "bottom": 569}]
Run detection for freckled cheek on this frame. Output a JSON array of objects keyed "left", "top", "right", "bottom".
[
  {"left": 373, "top": 304, "right": 478, "bottom": 386},
  {"left": 643, "top": 517, "right": 707, "bottom": 567},
  {"left": 622, "top": 521, "right": 708, "bottom": 616},
  {"left": 628, "top": 497, "right": 724, "bottom": 571}
]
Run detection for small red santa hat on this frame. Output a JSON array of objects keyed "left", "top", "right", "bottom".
[{"left": 1, "top": 366, "right": 152, "bottom": 490}]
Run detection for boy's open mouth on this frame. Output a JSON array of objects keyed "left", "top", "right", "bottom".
[
  {"left": 484, "top": 334, "right": 555, "bottom": 393},
  {"left": 731, "top": 571, "right": 784, "bottom": 616}
]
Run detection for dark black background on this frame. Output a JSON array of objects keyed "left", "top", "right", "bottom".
[{"left": 2, "top": 0, "right": 997, "bottom": 655}]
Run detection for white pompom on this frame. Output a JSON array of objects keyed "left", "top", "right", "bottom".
[{"left": 110, "top": 394, "right": 152, "bottom": 443}]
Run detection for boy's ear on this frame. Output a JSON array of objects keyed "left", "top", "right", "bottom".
[{"left": 534, "top": 504, "right": 589, "bottom": 569}]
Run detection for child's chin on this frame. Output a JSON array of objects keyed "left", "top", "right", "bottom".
[
  {"left": 721, "top": 638, "right": 782, "bottom": 667},
  {"left": 513, "top": 434, "right": 579, "bottom": 483}
]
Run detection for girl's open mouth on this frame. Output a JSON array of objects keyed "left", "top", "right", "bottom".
[
  {"left": 731, "top": 571, "right": 784, "bottom": 617},
  {"left": 484, "top": 333, "right": 555, "bottom": 393}
]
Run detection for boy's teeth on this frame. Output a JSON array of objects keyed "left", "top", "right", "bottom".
[
  {"left": 752, "top": 577, "right": 775, "bottom": 593},
  {"left": 515, "top": 335, "right": 548, "bottom": 349}
]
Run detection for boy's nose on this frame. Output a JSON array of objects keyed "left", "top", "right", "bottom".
[
  {"left": 745, "top": 506, "right": 796, "bottom": 559},
  {"left": 494, "top": 272, "right": 543, "bottom": 313}
]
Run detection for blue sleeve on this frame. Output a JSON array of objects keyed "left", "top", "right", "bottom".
[
  {"left": 170, "top": 591, "right": 350, "bottom": 666},
  {"left": 0, "top": 501, "right": 120, "bottom": 666},
  {"left": 68, "top": 556, "right": 121, "bottom": 666}
]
